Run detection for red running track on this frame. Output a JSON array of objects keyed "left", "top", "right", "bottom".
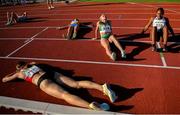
[{"left": 0, "top": 2, "right": 180, "bottom": 114}]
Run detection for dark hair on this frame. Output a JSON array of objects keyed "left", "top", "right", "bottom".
[
  {"left": 156, "top": 7, "right": 164, "bottom": 15},
  {"left": 16, "top": 61, "right": 27, "bottom": 70}
]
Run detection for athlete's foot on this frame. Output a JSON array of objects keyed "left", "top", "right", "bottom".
[
  {"left": 89, "top": 102, "right": 110, "bottom": 111},
  {"left": 111, "top": 52, "right": 117, "bottom": 61},
  {"left": 51, "top": 6, "right": 55, "bottom": 9},
  {"left": 102, "top": 83, "right": 117, "bottom": 103},
  {"left": 89, "top": 102, "right": 102, "bottom": 111},
  {"left": 163, "top": 44, "right": 168, "bottom": 52},
  {"left": 72, "top": 32, "right": 77, "bottom": 39},
  {"left": 48, "top": 7, "right": 51, "bottom": 10},
  {"left": 121, "top": 51, "right": 126, "bottom": 59},
  {"left": 5, "top": 21, "right": 12, "bottom": 26},
  {"left": 152, "top": 44, "right": 157, "bottom": 51}
]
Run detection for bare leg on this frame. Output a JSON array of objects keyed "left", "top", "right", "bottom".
[
  {"left": 40, "top": 80, "right": 91, "bottom": 108},
  {"left": 47, "top": 0, "right": 51, "bottom": 9},
  {"left": 72, "top": 25, "right": 79, "bottom": 39},
  {"left": 162, "top": 26, "right": 168, "bottom": 51},
  {"left": 57, "top": 75, "right": 117, "bottom": 103},
  {"left": 100, "top": 39, "right": 115, "bottom": 60},
  {"left": 66, "top": 26, "right": 74, "bottom": 39},
  {"left": 59, "top": 75, "right": 103, "bottom": 92},
  {"left": 163, "top": 26, "right": 168, "bottom": 45},
  {"left": 109, "top": 35, "right": 126, "bottom": 58},
  {"left": 50, "top": 0, "right": 54, "bottom": 7},
  {"left": 6, "top": 12, "right": 10, "bottom": 23},
  {"left": 151, "top": 27, "right": 157, "bottom": 51},
  {"left": 12, "top": 12, "right": 19, "bottom": 23}
]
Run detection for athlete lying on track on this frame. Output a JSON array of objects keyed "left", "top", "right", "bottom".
[
  {"left": 5, "top": 12, "right": 28, "bottom": 26},
  {"left": 57, "top": 18, "right": 93, "bottom": 40},
  {"left": 2, "top": 61, "right": 117, "bottom": 111}
]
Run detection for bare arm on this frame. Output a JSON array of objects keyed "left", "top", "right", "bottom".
[
  {"left": 56, "top": 24, "right": 70, "bottom": 30},
  {"left": 2, "top": 72, "right": 18, "bottom": 83},
  {"left": 166, "top": 17, "right": 175, "bottom": 36},
  {"left": 141, "top": 17, "right": 154, "bottom": 34},
  {"left": 93, "top": 21, "right": 99, "bottom": 40}
]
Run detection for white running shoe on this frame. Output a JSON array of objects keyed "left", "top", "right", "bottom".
[
  {"left": 102, "top": 83, "right": 117, "bottom": 103},
  {"left": 89, "top": 102, "right": 110, "bottom": 111},
  {"left": 121, "top": 51, "right": 126, "bottom": 59},
  {"left": 89, "top": 102, "right": 102, "bottom": 111}
]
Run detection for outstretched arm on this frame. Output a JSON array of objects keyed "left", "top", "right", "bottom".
[
  {"left": 2, "top": 72, "right": 18, "bottom": 83},
  {"left": 141, "top": 17, "right": 154, "bottom": 34},
  {"left": 166, "top": 18, "right": 175, "bottom": 36},
  {"left": 56, "top": 24, "right": 70, "bottom": 30}
]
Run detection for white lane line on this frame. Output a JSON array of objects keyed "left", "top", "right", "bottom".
[
  {"left": 128, "top": 2, "right": 180, "bottom": 14},
  {"left": 5, "top": 27, "right": 48, "bottom": 57},
  {"left": 0, "top": 56, "right": 180, "bottom": 70},
  {"left": 1, "top": 26, "right": 180, "bottom": 30},
  {"left": 0, "top": 96, "right": 114, "bottom": 114},
  {"left": 0, "top": 38, "right": 179, "bottom": 46},
  {"left": 157, "top": 42, "right": 167, "bottom": 67},
  {"left": 1, "top": 18, "right": 180, "bottom": 23},
  {"left": 0, "top": 37, "right": 153, "bottom": 43}
]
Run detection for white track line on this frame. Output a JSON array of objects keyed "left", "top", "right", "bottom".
[
  {"left": 157, "top": 42, "right": 167, "bottom": 67},
  {"left": 5, "top": 27, "right": 48, "bottom": 57},
  {"left": 128, "top": 2, "right": 180, "bottom": 14},
  {"left": 0, "top": 56, "right": 180, "bottom": 70},
  {"left": 0, "top": 38, "right": 179, "bottom": 46},
  {"left": 0, "top": 96, "right": 114, "bottom": 114},
  {"left": 2, "top": 18, "right": 180, "bottom": 22},
  {"left": 1, "top": 26, "right": 180, "bottom": 30}
]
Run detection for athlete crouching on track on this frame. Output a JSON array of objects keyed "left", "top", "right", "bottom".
[
  {"left": 141, "top": 7, "right": 175, "bottom": 52},
  {"left": 93, "top": 14, "right": 126, "bottom": 61},
  {"left": 2, "top": 61, "right": 117, "bottom": 111},
  {"left": 57, "top": 18, "right": 80, "bottom": 40},
  {"left": 5, "top": 12, "right": 28, "bottom": 26}
]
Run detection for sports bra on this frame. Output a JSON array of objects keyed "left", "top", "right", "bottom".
[
  {"left": 152, "top": 17, "right": 166, "bottom": 30},
  {"left": 22, "top": 65, "right": 41, "bottom": 82},
  {"left": 99, "top": 22, "right": 112, "bottom": 34}
]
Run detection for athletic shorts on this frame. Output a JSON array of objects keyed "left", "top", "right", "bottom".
[
  {"left": 37, "top": 72, "right": 63, "bottom": 87},
  {"left": 157, "top": 29, "right": 163, "bottom": 41},
  {"left": 101, "top": 34, "right": 111, "bottom": 39},
  {"left": 17, "top": 16, "right": 27, "bottom": 22},
  {"left": 70, "top": 23, "right": 78, "bottom": 27}
]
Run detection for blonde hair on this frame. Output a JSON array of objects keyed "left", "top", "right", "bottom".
[{"left": 99, "top": 14, "right": 106, "bottom": 22}]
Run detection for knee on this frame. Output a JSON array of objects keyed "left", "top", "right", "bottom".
[{"left": 74, "top": 82, "right": 80, "bottom": 89}]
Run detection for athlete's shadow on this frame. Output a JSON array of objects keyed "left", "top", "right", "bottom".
[
  {"left": 110, "top": 41, "right": 151, "bottom": 61},
  {"left": 24, "top": 17, "right": 46, "bottom": 23},
  {"left": 167, "top": 33, "right": 180, "bottom": 53},
  {"left": 109, "top": 33, "right": 151, "bottom": 61},
  {"left": 77, "top": 22, "right": 93, "bottom": 39}
]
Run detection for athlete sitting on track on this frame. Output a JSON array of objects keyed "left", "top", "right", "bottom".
[
  {"left": 2, "top": 61, "right": 117, "bottom": 111},
  {"left": 5, "top": 11, "right": 28, "bottom": 26},
  {"left": 141, "top": 7, "right": 175, "bottom": 52},
  {"left": 57, "top": 18, "right": 92, "bottom": 40},
  {"left": 93, "top": 14, "right": 126, "bottom": 61}
]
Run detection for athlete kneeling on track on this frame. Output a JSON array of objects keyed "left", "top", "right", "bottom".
[
  {"left": 2, "top": 61, "right": 117, "bottom": 111},
  {"left": 141, "top": 7, "right": 175, "bottom": 52}
]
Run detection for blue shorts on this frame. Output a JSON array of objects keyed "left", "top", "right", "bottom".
[
  {"left": 17, "top": 16, "right": 27, "bottom": 22},
  {"left": 70, "top": 23, "right": 78, "bottom": 27}
]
